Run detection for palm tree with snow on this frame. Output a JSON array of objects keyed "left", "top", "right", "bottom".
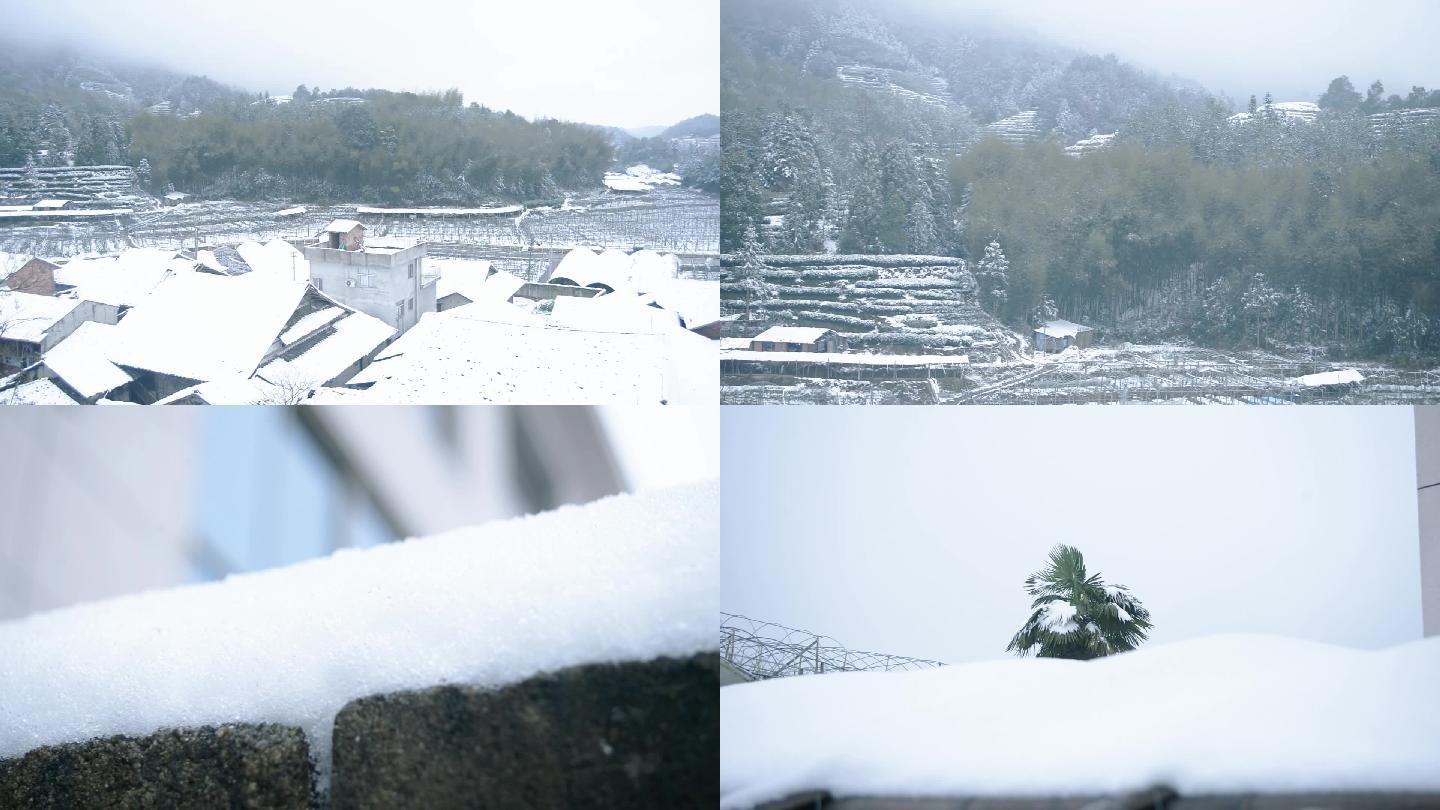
[{"left": 1006, "top": 544, "right": 1151, "bottom": 660}]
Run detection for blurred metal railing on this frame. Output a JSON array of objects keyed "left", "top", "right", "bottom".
[{"left": 720, "top": 612, "right": 946, "bottom": 680}]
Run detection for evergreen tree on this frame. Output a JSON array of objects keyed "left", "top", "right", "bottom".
[
  {"left": 1030, "top": 293, "right": 1059, "bottom": 327},
  {"left": 975, "top": 239, "right": 1010, "bottom": 313},
  {"left": 732, "top": 225, "right": 774, "bottom": 318},
  {"left": 1241, "top": 272, "right": 1281, "bottom": 348},
  {"left": 1006, "top": 544, "right": 1152, "bottom": 660},
  {"left": 1318, "top": 76, "right": 1362, "bottom": 113}
]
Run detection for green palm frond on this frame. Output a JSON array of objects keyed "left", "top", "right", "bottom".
[{"left": 1007, "top": 544, "right": 1151, "bottom": 660}]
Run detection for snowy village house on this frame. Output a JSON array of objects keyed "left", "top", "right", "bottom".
[
  {"left": 0, "top": 254, "right": 60, "bottom": 297},
  {"left": 304, "top": 220, "right": 436, "bottom": 333},
  {"left": 749, "top": 325, "right": 845, "bottom": 353},
  {"left": 0, "top": 291, "right": 102, "bottom": 373}
]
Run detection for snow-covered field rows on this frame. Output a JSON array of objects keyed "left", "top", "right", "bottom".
[
  {"left": 722, "top": 344, "right": 1440, "bottom": 404},
  {"left": 0, "top": 187, "right": 719, "bottom": 262}
]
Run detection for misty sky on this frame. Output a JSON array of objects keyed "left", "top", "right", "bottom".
[
  {"left": 723, "top": 407, "right": 1423, "bottom": 664},
  {"left": 0, "top": 0, "right": 717, "bottom": 128},
  {"left": 918, "top": 0, "right": 1440, "bottom": 104}
]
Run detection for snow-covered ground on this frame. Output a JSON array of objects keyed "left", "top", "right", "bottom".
[
  {"left": 723, "top": 341, "right": 1440, "bottom": 405},
  {"left": 721, "top": 634, "right": 1440, "bottom": 808},
  {"left": 0, "top": 480, "right": 717, "bottom": 781}
]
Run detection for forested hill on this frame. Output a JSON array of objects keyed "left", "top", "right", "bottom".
[
  {"left": 0, "top": 42, "right": 614, "bottom": 205},
  {"left": 721, "top": 0, "right": 1213, "bottom": 255},
  {"left": 723, "top": 0, "right": 1440, "bottom": 360}
]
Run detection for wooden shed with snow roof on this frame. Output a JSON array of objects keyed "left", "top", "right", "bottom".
[
  {"left": 749, "top": 326, "right": 844, "bottom": 353},
  {"left": 1033, "top": 319, "right": 1094, "bottom": 353}
]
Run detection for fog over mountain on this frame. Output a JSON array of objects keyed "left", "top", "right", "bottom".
[
  {"left": 891, "top": 0, "right": 1440, "bottom": 104},
  {"left": 0, "top": 0, "right": 718, "bottom": 127}
]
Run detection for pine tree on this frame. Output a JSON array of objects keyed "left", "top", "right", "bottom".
[
  {"left": 975, "top": 239, "right": 1010, "bottom": 313},
  {"left": 1241, "top": 272, "right": 1280, "bottom": 348},
  {"left": 1030, "top": 293, "right": 1059, "bottom": 328},
  {"left": 1006, "top": 545, "right": 1152, "bottom": 660},
  {"left": 733, "top": 225, "right": 774, "bottom": 319}
]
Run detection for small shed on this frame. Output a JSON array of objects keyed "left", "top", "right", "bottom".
[
  {"left": 1033, "top": 319, "right": 1094, "bottom": 353},
  {"left": 321, "top": 219, "right": 365, "bottom": 251},
  {"left": 749, "top": 326, "right": 844, "bottom": 353},
  {"left": 32, "top": 199, "right": 69, "bottom": 210},
  {"left": 162, "top": 191, "right": 191, "bottom": 206}
]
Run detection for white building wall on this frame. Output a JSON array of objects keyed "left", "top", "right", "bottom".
[
  {"left": 0, "top": 409, "right": 201, "bottom": 619},
  {"left": 1417, "top": 406, "right": 1440, "bottom": 636},
  {"left": 304, "top": 244, "right": 431, "bottom": 332}
]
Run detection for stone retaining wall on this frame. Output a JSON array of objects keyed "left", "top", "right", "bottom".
[{"left": 0, "top": 653, "right": 717, "bottom": 809}]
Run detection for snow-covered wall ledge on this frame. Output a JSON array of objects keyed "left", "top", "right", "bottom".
[
  {"left": 721, "top": 635, "right": 1440, "bottom": 810},
  {"left": 0, "top": 481, "right": 718, "bottom": 806}
]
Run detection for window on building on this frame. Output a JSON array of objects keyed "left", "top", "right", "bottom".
[
  {"left": 315, "top": 278, "right": 323, "bottom": 291},
  {"left": 408, "top": 297, "right": 415, "bottom": 311},
  {"left": 407, "top": 261, "right": 415, "bottom": 279},
  {"left": 395, "top": 303, "right": 405, "bottom": 324}
]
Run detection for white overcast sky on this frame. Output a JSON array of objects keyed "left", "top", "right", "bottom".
[
  {"left": 723, "top": 406, "right": 1423, "bottom": 664},
  {"left": 0, "top": 0, "right": 718, "bottom": 128},
  {"left": 913, "top": 0, "right": 1440, "bottom": 104}
]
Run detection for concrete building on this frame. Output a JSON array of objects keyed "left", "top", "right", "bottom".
[
  {"left": 1416, "top": 407, "right": 1440, "bottom": 636},
  {"left": 0, "top": 407, "right": 631, "bottom": 620},
  {"left": 749, "top": 326, "right": 844, "bottom": 353},
  {"left": 304, "top": 220, "right": 436, "bottom": 333}
]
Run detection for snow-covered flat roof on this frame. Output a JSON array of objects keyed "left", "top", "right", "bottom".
[
  {"left": 751, "top": 326, "right": 834, "bottom": 344},
  {"left": 1036, "top": 319, "right": 1091, "bottom": 338},
  {"left": 42, "top": 321, "right": 131, "bottom": 399},
  {"left": 0, "top": 290, "right": 80, "bottom": 343},
  {"left": 721, "top": 634, "right": 1440, "bottom": 808},
  {"left": 1298, "top": 368, "right": 1364, "bottom": 387},
  {"left": 0, "top": 481, "right": 716, "bottom": 772}
]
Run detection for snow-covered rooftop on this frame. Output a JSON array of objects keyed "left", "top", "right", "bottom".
[
  {"left": 322, "top": 218, "right": 363, "bottom": 233},
  {"left": 603, "top": 164, "right": 683, "bottom": 193},
  {"left": 108, "top": 273, "right": 307, "bottom": 381},
  {"left": 258, "top": 310, "right": 396, "bottom": 388},
  {"left": 752, "top": 326, "right": 833, "bottom": 344},
  {"left": 551, "top": 294, "right": 682, "bottom": 335},
  {"left": 0, "top": 377, "right": 76, "bottom": 404},
  {"left": 344, "top": 305, "right": 716, "bottom": 404},
  {"left": 1298, "top": 368, "right": 1364, "bottom": 387},
  {"left": 1036, "top": 319, "right": 1091, "bottom": 338},
  {"left": 0, "top": 290, "right": 80, "bottom": 343},
  {"left": 41, "top": 321, "right": 131, "bottom": 399},
  {"left": 55, "top": 249, "right": 192, "bottom": 308},
  {"left": 721, "top": 634, "right": 1440, "bottom": 808},
  {"left": 0, "top": 481, "right": 717, "bottom": 775}
]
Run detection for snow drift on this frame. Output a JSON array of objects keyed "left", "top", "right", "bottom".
[
  {"left": 721, "top": 634, "right": 1440, "bottom": 808},
  {"left": 0, "top": 481, "right": 718, "bottom": 774}
]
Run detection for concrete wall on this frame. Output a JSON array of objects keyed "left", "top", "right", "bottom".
[
  {"left": 304, "top": 244, "right": 428, "bottom": 333},
  {"left": 1417, "top": 406, "right": 1440, "bottom": 636}
]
